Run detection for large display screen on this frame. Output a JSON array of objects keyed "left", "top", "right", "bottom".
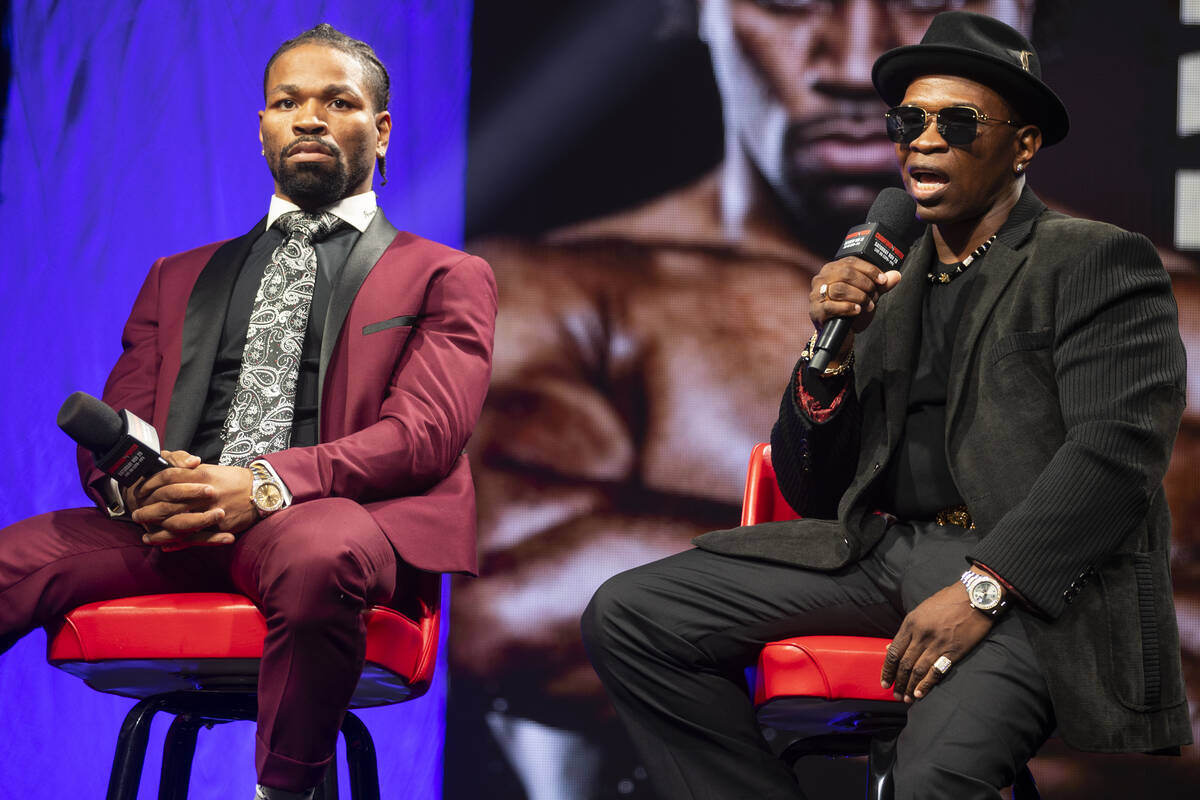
[{"left": 447, "top": 2, "right": 1200, "bottom": 798}]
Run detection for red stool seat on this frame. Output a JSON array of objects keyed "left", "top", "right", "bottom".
[
  {"left": 755, "top": 635, "right": 902, "bottom": 739},
  {"left": 46, "top": 592, "right": 433, "bottom": 706},
  {"left": 45, "top": 586, "right": 441, "bottom": 800}
]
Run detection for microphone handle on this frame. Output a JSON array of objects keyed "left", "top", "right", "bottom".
[{"left": 807, "top": 317, "right": 851, "bottom": 375}]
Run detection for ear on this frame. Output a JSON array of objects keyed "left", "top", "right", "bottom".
[
  {"left": 258, "top": 109, "right": 265, "bottom": 146},
  {"left": 1014, "top": 125, "right": 1041, "bottom": 173},
  {"left": 375, "top": 110, "right": 392, "bottom": 157}
]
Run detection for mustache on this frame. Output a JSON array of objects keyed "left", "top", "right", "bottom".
[{"left": 280, "top": 135, "right": 342, "bottom": 159}]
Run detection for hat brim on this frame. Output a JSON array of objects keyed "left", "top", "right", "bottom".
[{"left": 872, "top": 44, "right": 1069, "bottom": 147}]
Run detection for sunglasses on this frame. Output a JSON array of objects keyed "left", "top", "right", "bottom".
[{"left": 884, "top": 105, "right": 1021, "bottom": 147}]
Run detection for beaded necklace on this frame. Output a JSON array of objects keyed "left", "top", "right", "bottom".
[{"left": 927, "top": 234, "right": 998, "bottom": 284}]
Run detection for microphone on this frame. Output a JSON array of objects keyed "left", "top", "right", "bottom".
[
  {"left": 57, "top": 391, "right": 169, "bottom": 486},
  {"left": 807, "top": 187, "right": 918, "bottom": 375}
]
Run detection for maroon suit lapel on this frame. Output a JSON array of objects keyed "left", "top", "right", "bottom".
[{"left": 316, "top": 211, "right": 399, "bottom": 437}]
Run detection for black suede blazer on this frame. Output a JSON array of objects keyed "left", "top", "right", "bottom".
[{"left": 696, "top": 188, "right": 1191, "bottom": 753}]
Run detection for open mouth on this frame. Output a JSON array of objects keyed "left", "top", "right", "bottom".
[
  {"left": 910, "top": 169, "right": 947, "bottom": 189},
  {"left": 907, "top": 166, "right": 949, "bottom": 200}
]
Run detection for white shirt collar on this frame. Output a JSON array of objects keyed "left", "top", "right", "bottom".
[{"left": 265, "top": 191, "right": 378, "bottom": 233}]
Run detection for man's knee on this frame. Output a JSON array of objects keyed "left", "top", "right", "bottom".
[
  {"left": 249, "top": 498, "right": 395, "bottom": 623},
  {"left": 581, "top": 566, "right": 656, "bottom": 664},
  {"left": 0, "top": 508, "right": 164, "bottom": 641}
]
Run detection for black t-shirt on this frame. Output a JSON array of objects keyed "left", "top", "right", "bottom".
[{"left": 877, "top": 259, "right": 984, "bottom": 519}]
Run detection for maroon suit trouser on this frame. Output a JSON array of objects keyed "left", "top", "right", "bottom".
[{"left": 0, "top": 497, "right": 401, "bottom": 792}]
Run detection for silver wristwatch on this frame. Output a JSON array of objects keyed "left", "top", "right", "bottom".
[{"left": 960, "top": 569, "right": 1008, "bottom": 618}]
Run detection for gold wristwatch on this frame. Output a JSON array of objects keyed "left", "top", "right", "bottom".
[{"left": 249, "top": 460, "right": 287, "bottom": 517}]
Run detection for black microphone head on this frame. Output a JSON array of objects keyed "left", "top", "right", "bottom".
[
  {"left": 57, "top": 391, "right": 124, "bottom": 454},
  {"left": 866, "top": 187, "right": 918, "bottom": 238}
]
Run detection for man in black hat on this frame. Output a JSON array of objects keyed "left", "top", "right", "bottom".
[{"left": 581, "top": 11, "right": 1191, "bottom": 799}]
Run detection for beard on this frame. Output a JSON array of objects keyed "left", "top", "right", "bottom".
[{"left": 268, "top": 135, "right": 374, "bottom": 210}]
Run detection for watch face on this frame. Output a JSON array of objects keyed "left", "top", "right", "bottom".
[
  {"left": 969, "top": 579, "right": 1002, "bottom": 610},
  {"left": 254, "top": 483, "right": 284, "bottom": 512}
]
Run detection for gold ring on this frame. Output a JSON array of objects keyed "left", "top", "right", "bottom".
[
  {"left": 818, "top": 284, "right": 829, "bottom": 301},
  {"left": 932, "top": 655, "right": 952, "bottom": 675}
]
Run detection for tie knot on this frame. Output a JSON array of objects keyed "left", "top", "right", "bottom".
[{"left": 276, "top": 211, "right": 342, "bottom": 243}]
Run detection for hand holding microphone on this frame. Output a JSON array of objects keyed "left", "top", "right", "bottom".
[
  {"left": 57, "top": 392, "right": 245, "bottom": 546},
  {"left": 809, "top": 251, "right": 903, "bottom": 336},
  {"left": 807, "top": 188, "right": 918, "bottom": 375}
]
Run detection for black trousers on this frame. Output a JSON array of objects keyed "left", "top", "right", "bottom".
[{"left": 581, "top": 521, "right": 1056, "bottom": 800}]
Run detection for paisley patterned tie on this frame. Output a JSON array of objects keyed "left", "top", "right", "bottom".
[{"left": 218, "top": 211, "right": 342, "bottom": 467}]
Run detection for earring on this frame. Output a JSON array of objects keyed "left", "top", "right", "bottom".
[
  {"left": 1015, "top": 163, "right": 1025, "bottom": 173},
  {"left": 261, "top": 147, "right": 266, "bottom": 156}
]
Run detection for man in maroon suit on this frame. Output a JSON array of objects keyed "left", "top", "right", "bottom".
[{"left": 0, "top": 24, "right": 495, "bottom": 800}]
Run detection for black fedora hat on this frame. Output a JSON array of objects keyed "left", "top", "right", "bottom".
[{"left": 872, "top": 11, "right": 1069, "bottom": 147}]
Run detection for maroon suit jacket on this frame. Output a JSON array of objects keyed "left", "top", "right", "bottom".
[{"left": 79, "top": 211, "right": 497, "bottom": 575}]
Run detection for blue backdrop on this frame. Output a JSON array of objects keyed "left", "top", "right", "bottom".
[{"left": 0, "top": 1, "right": 471, "bottom": 796}]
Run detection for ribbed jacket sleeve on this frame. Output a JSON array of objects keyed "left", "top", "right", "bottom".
[{"left": 968, "top": 231, "right": 1186, "bottom": 618}]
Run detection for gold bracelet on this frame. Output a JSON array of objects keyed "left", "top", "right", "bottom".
[{"left": 801, "top": 331, "right": 855, "bottom": 376}]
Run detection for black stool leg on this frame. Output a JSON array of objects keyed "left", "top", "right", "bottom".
[
  {"left": 314, "top": 759, "right": 339, "bottom": 800},
  {"left": 107, "top": 696, "right": 171, "bottom": 800},
  {"left": 159, "top": 714, "right": 202, "bottom": 800},
  {"left": 340, "top": 712, "right": 379, "bottom": 800},
  {"left": 867, "top": 736, "right": 897, "bottom": 800}
]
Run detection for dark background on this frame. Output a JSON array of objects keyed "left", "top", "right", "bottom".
[{"left": 466, "top": 0, "right": 1198, "bottom": 251}]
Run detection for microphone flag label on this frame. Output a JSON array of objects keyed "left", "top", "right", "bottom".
[
  {"left": 834, "top": 222, "right": 906, "bottom": 270},
  {"left": 95, "top": 410, "right": 167, "bottom": 486},
  {"left": 102, "top": 438, "right": 155, "bottom": 483}
]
